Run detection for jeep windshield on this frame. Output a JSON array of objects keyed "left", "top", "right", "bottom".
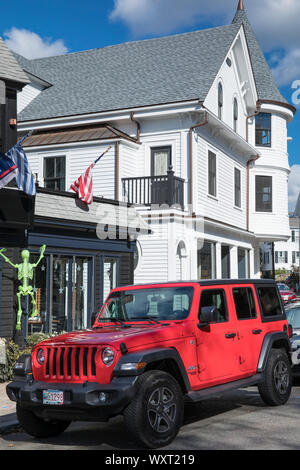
[{"left": 96, "top": 286, "right": 194, "bottom": 324}]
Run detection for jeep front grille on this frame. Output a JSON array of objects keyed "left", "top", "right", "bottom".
[{"left": 44, "top": 346, "right": 98, "bottom": 380}]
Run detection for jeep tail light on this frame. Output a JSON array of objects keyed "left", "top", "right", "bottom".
[{"left": 288, "top": 324, "right": 293, "bottom": 338}]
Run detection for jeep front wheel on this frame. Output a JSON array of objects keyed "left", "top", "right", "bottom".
[
  {"left": 123, "top": 370, "right": 184, "bottom": 448},
  {"left": 258, "top": 349, "right": 292, "bottom": 406}
]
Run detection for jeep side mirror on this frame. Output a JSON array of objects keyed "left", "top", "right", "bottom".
[{"left": 198, "top": 306, "right": 219, "bottom": 328}]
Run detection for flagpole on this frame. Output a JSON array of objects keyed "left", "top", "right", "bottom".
[
  {"left": 94, "top": 145, "right": 112, "bottom": 165},
  {"left": 16, "top": 130, "right": 33, "bottom": 148}
]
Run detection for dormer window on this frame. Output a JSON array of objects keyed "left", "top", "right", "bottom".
[
  {"left": 233, "top": 98, "right": 238, "bottom": 132},
  {"left": 256, "top": 113, "right": 271, "bottom": 147},
  {"left": 218, "top": 82, "right": 223, "bottom": 120}
]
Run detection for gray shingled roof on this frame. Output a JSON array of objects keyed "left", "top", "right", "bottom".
[
  {"left": 0, "top": 37, "right": 30, "bottom": 86},
  {"left": 16, "top": 6, "right": 289, "bottom": 122},
  {"left": 232, "top": 8, "right": 288, "bottom": 104},
  {"left": 17, "top": 24, "right": 240, "bottom": 121}
]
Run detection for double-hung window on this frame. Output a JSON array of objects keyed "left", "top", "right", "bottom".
[
  {"left": 255, "top": 175, "right": 272, "bottom": 212},
  {"left": 44, "top": 156, "right": 66, "bottom": 191},
  {"left": 234, "top": 168, "right": 241, "bottom": 208},
  {"left": 255, "top": 113, "right": 271, "bottom": 147}
]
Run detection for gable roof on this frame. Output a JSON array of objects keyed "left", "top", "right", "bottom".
[
  {"left": 0, "top": 37, "right": 30, "bottom": 87},
  {"left": 16, "top": 24, "right": 240, "bottom": 122},
  {"left": 232, "top": 8, "right": 288, "bottom": 105},
  {"left": 15, "top": 4, "right": 291, "bottom": 122}
]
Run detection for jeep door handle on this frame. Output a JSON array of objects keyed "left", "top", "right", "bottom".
[
  {"left": 225, "top": 333, "right": 236, "bottom": 339},
  {"left": 252, "top": 329, "right": 262, "bottom": 335}
]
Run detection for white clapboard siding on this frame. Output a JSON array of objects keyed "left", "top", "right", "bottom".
[
  {"left": 68, "top": 145, "right": 116, "bottom": 200},
  {"left": 196, "top": 134, "right": 247, "bottom": 230}
]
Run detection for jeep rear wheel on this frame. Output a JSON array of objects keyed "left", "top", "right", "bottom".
[
  {"left": 123, "top": 370, "right": 184, "bottom": 449},
  {"left": 258, "top": 349, "right": 292, "bottom": 406},
  {"left": 17, "top": 403, "right": 71, "bottom": 438}
]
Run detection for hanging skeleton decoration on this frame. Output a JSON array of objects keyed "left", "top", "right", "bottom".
[{"left": 0, "top": 245, "right": 46, "bottom": 330}]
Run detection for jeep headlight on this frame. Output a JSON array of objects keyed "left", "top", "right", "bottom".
[
  {"left": 102, "top": 347, "right": 115, "bottom": 366},
  {"left": 37, "top": 348, "right": 45, "bottom": 365}
]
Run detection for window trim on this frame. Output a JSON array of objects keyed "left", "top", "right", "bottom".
[
  {"left": 254, "top": 284, "right": 286, "bottom": 323},
  {"left": 198, "top": 287, "right": 229, "bottom": 324},
  {"left": 100, "top": 254, "right": 121, "bottom": 307},
  {"left": 232, "top": 286, "right": 257, "bottom": 321},
  {"left": 255, "top": 175, "right": 273, "bottom": 213},
  {"left": 44, "top": 155, "right": 66, "bottom": 191},
  {"left": 234, "top": 167, "right": 241, "bottom": 209},
  {"left": 233, "top": 97, "right": 238, "bottom": 133},
  {"left": 208, "top": 150, "right": 217, "bottom": 198},
  {"left": 218, "top": 82, "right": 223, "bottom": 120},
  {"left": 150, "top": 146, "right": 172, "bottom": 176},
  {"left": 255, "top": 112, "right": 272, "bottom": 148}
]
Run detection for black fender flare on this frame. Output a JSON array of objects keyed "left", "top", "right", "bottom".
[
  {"left": 257, "top": 332, "right": 291, "bottom": 373},
  {"left": 113, "top": 347, "right": 191, "bottom": 392}
]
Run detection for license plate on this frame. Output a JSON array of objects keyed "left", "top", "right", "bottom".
[{"left": 43, "top": 390, "right": 64, "bottom": 406}]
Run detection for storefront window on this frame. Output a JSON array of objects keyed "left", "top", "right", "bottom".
[
  {"left": 221, "top": 245, "right": 231, "bottom": 279},
  {"left": 238, "top": 248, "right": 247, "bottom": 279},
  {"left": 51, "top": 256, "right": 69, "bottom": 334},
  {"left": 28, "top": 254, "right": 48, "bottom": 334},
  {"left": 72, "top": 257, "right": 91, "bottom": 331},
  {"left": 103, "top": 257, "right": 118, "bottom": 301},
  {"left": 198, "top": 241, "right": 216, "bottom": 280}
]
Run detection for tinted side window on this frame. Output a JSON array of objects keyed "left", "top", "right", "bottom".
[
  {"left": 257, "top": 286, "right": 282, "bottom": 318},
  {"left": 200, "top": 289, "right": 228, "bottom": 323},
  {"left": 232, "top": 287, "right": 256, "bottom": 320}
]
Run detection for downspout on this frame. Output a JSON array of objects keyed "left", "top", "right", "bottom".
[
  {"left": 130, "top": 112, "right": 141, "bottom": 143},
  {"left": 246, "top": 102, "right": 261, "bottom": 231},
  {"left": 189, "top": 111, "right": 209, "bottom": 214},
  {"left": 115, "top": 141, "right": 120, "bottom": 200}
]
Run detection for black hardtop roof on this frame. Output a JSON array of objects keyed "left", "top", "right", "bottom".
[{"left": 123, "top": 279, "right": 277, "bottom": 289}]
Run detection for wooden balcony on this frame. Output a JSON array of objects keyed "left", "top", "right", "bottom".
[{"left": 122, "top": 168, "right": 184, "bottom": 208}]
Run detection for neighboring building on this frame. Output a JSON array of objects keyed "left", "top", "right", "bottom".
[
  {"left": 262, "top": 216, "right": 300, "bottom": 276},
  {"left": 9, "top": 1, "right": 295, "bottom": 305},
  {"left": 0, "top": 43, "right": 148, "bottom": 339},
  {"left": 0, "top": 187, "right": 148, "bottom": 339}
]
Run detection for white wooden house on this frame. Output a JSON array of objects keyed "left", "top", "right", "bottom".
[{"left": 14, "top": 1, "right": 295, "bottom": 286}]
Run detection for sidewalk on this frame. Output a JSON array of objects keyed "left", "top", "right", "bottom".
[{"left": 0, "top": 382, "right": 19, "bottom": 434}]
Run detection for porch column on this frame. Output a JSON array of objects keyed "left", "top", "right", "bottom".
[{"left": 230, "top": 246, "right": 238, "bottom": 279}]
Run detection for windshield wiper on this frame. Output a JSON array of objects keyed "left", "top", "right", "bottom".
[
  {"left": 131, "top": 316, "right": 162, "bottom": 324},
  {"left": 99, "top": 317, "right": 131, "bottom": 328}
]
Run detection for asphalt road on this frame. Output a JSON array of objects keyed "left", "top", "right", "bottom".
[{"left": 1, "top": 384, "right": 300, "bottom": 451}]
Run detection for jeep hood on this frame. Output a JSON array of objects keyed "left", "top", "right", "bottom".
[{"left": 38, "top": 323, "right": 185, "bottom": 351}]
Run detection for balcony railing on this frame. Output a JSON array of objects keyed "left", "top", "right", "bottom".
[{"left": 122, "top": 168, "right": 184, "bottom": 208}]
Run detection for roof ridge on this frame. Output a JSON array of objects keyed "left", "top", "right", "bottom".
[{"left": 30, "top": 23, "right": 239, "bottom": 62}]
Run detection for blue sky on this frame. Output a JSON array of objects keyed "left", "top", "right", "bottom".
[{"left": 1, "top": 0, "right": 299, "bottom": 209}]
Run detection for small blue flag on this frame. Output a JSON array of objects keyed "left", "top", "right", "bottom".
[
  {"left": 0, "top": 154, "right": 18, "bottom": 190},
  {"left": 6, "top": 142, "right": 36, "bottom": 196}
]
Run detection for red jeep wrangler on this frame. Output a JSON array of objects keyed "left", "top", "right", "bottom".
[{"left": 7, "top": 280, "right": 292, "bottom": 448}]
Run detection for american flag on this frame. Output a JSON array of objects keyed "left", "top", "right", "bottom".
[{"left": 70, "top": 146, "right": 112, "bottom": 205}]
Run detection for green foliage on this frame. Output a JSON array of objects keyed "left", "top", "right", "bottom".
[{"left": 0, "top": 333, "right": 52, "bottom": 383}]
